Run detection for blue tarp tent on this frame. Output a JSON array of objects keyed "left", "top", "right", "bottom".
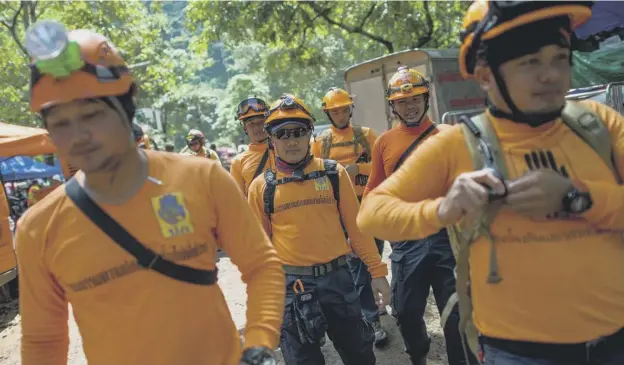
[{"left": 0, "top": 156, "right": 62, "bottom": 182}]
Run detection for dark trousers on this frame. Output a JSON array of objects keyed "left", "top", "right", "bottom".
[
  {"left": 280, "top": 267, "right": 376, "bottom": 365},
  {"left": 346, "top": 238, "right": 385, "bottom": 323},
  {"left": 482, "top": 328, "right": 624, "bottom": 364},
  {"left": 390, "top": 229, "right": 476, "bottom": 365}
]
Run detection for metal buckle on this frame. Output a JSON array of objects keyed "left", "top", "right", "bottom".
[
  {"left": 312, "top": 264, "right": 328, "bottom": 277},
  {"left": 291, "top": 169, "right": 305, "bottom": 182}
]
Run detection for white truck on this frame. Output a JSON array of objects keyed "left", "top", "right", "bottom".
[{"left": 343, "top": 49, "right": 487, "bottom": 133}]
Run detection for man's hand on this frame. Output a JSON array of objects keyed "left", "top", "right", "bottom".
[
  {"left": 239, "top": 347, "right": 276, "bottom": 365},
  {"left": 437, "top": 169, "right": 506, "bottom": 226},
  {"left": 371, "top": 277, "right": 391, "bottom": 308},
  {"left": 505, "top": 169, "right": 573, "bottom": 217},
  {"left": 345, "top": 164, "right": 359, "bottom": 180}
]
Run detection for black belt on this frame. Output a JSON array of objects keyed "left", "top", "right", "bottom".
[
  {"left": 482, "top": 328, "right": 624, "bottom": 363},
  {"left": 283, "top": 256, "right": 348, "bottom": 278}
]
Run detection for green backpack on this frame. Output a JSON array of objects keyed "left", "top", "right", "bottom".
[{"left": 440, "top": 101, "right": 623, "bottom": 362}]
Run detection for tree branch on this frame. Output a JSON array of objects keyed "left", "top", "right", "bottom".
[
  {"left": 306, "top": 2, "right": 394, "bottom": 53},
  {"left": 296, "top": 8, "right": 314, "bottom": 52},
  {"left": 0, "top": 2, "right": 28, "bottom": 57},
  {"left": 284, "top": 3, "right": 299, "bottom": 34},
  {"left": 29, "top": 1, "right": 37, "bottom": 23},
  {"left": 412, "top": 1, "right": 434, "bottom": 49},
  {"left": 358, "top": 3, "right": 377, "bottom": 30}
]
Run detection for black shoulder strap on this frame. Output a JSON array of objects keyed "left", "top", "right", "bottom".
[
  {"left": 253, "top": 149, "right": 270, "bottom": 179},
  {"left": 393, "top": 123, "right": 437, "bottom": 173},
  {"left": 323, "top": 159, "right": 340, "bottom": 204},
  {"left": 263, "top": 169, "right": 277, "bottom": 214},
  {"left": 262, "top": 160, "right": 341, "bottom": 215},
  {"left": 65, "top": 179, "right": 217, "bottom": 286}
]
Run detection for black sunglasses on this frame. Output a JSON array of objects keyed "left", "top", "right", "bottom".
[{"left": 272, "top": 126, "right": 311, "bottom": 140}]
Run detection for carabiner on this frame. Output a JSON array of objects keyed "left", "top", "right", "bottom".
[{"left": 293, "top": 279, "right": 304, "bottom": 294}]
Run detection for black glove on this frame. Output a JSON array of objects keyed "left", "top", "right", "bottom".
[{"left": 240, "top": 347, "right": 276, "bottom": 365}]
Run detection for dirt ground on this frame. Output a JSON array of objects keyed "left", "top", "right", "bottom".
[{"left": 0, "top": 244, "right": 449, "bottom": 365}]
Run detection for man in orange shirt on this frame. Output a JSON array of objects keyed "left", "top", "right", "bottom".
[
  {"left": 180, "top": 129, "right": 222, "bottom": 165},
  {"left": 310, "top": 87, "right": 388, "bottom": 346},
  {"left": 248, "top": 93, "right": 390, "bottom": 365},
  {"left": 230, "top": 97, "right": 275, "bottom": 197},
  {"left": 358, "top": 2, "right": 624, "bottom": 364},
  {"left": 17, "top": 21, "right": 284, "bottom": 365},
  {"left": 362, "top": 66, "right": 470, "bottom": 365}
]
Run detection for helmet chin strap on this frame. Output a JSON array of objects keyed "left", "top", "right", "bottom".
[
  {"left": 489, "top": 61, "right": 564, "bottom": 127},
  {"left": 325, "top": 106, "right": 353, "bottom": 130}
]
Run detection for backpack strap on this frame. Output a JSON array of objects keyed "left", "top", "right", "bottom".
[
  {"left": 458, "top": 113, "right": 506, "bottom": 282},
  {"left": 262, "top": 159, "right": 341, "bottom": 216},
  {"left": 393, "top": 123, "right": 437, "bottom": 173},
  {"left": 253, "top": 149, "right": 270, "bottom": 179},
  {"left": 442, "top": 113, "right": 507, "bottom": 363},
  {"left": 263, "top": 169, "right": 278, "bottom": 215},
  {"left": 323, "top": 159, "right": 340, "bottom": 204},
  {"left": 562, "top": 101, "right": 623, "bottom": 184},
  {"left": 320, "top": 130, "right": 333, "bottom": 159},
  {"left": 352, "top": 126, "right": 371, "bottom": 157}
]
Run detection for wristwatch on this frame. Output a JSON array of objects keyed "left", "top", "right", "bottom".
[
  {"left": 240, "top": 347, "right": 277, "bottom": 365},
  {"left": 562, "top": 187, "right": 593, "bottom": 214}
]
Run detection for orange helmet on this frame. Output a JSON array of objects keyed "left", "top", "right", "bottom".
[
  {"left": 321, "top": 88, "right": 353, "bottom": 112},
  {"left": 235, "top": 97, "right": 269, "bottom": 121},
  {"left": 27, "top": 20, "right": 135, "bottom": 113},
  {"left": 459, "top": 1, "right": 592, "bottom": 79},
  {"left": 386, "top": 66, "right": 430, "bottom": 101},
  {"left": 265, "top": 94, "right": 315, "bottom": 128}
]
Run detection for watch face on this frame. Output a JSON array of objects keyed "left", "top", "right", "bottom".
[{"left": 570, "top": 196, "right": 588, "bottom": 213}]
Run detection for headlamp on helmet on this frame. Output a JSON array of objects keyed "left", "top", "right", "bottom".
[
  {"left": 385, "top": 66, "right": 430, "bottom": 101},
  {"left": 27, "top": 20, "right": 135, "bottom": 114},
  {"left": 264, "top": 94, "right": 316, "bottom": 128}
]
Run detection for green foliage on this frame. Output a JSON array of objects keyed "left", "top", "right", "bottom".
[
  {"left": 0, "top": 0, "right": 467, "bottom": 148},
  {"left": 187, "top": 1, "right": 468, "bottom": 55},
  {"left": 0, "top": 0, "right": 204, "bottom": 127},
  {"left": 186, "top": 0, "right": 469, "bottom": 136}
]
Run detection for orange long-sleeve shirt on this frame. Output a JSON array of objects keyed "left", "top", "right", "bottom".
[
  {"left": 310, "top": 124, "right": 378, "bottom": 197},
  {"left": 358, "top": 100, "right": 624, "bottom": 344},
  {"left": 363, "top": 118, "right": 449, "bottom": 197},
  {"left": 248, "top": 157, "right": 387, "bottom": 278},
  {"left": 15, "top": 150, "right": 285, "bottom": 365},
  {"left": 230, "top": 142, "right": 275, "bottom": 197}
]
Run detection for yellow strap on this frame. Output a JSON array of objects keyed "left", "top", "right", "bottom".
[
  {"left": 352, "top": 126, "right": 371, "bottom": 156},
  {"left": 320, "top": 130, "right": 332, "bottom": 159},
  {"left": 562, "top": 101, "right": 622, "bottom": 184},
  {"left": 442, "top": 113, "right": 508, "bottom": 362}
]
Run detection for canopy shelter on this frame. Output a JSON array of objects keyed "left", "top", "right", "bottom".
[
  {"left": 0, "top": 156, "right": 62, "bottom": 182},
  {"left": 572, "top": 1, "right": 624, "bottom": 88},
  {"left": 0, "top": 122, "right": 56, "bottom": 287},
  {"left": 0, "top": 121, "right": 56, "bottom": 157}
]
